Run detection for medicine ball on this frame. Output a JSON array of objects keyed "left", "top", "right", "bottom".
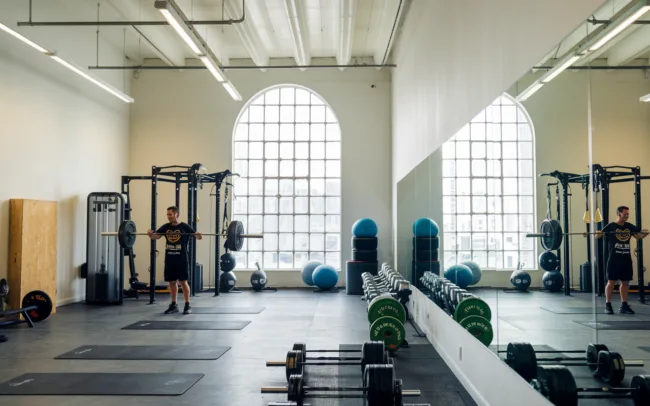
[
  {"left": 444, "top": 264, "right": 473, "bottom": 289},
  {"left": 250, "top": 269, "right": 267, "bottom": 291},
  {"left": 542, "top": 271, "right": 564, "bottom": 293},
  {"left": 460, "top": 261, "right": 482, "bottom": 286},
  {"left": 539, "top": 251, "right": 559, "bottom": 272},
  {"left": 301, "top": 260, "right": 323, "bottom": 286},
  {"left": 352, "top": 218, "right": 378, "bottom": 238},
  {"left": 312, "top": 264, "right": 338, "bottom": 290},
  {"left": 220, "top": 252, "right": 236, "bottom": 272},
  {"left": 413, "top": 217, "right": 440, "bottom": 238},
  {"left": 510, "top": 270, "right": 532, "bottom": 292},
  {"left": 220, "top": 271, "right": 237, "bottom": 292}
]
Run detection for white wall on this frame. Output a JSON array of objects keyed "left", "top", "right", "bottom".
[
  {"left": 128, "top": 66, "right": 392, "bottom": 288},
  {"left": 0, "top": 3, "right": 131, "bottom": 305},
  {"left": 390, "top": 0, "right": 607, "bottom": 258}
]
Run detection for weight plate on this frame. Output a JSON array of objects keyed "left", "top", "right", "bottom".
[
  {"left": 364, "top": 364, "right": 395, "bottom": 406},
  {"left": 393, "top": 378, "right": 403, "bottom": 406},
  {"left": 535, "top": 365, "right": 578, "bottom": 406},
  {"left": 21, "top": 290, "right": 53, "bottom": 322},
  {"left": 225, "top": 220, "right": 245, "bottom": 251},
  {"left": 285, "top": 350, "right": 303, "bottom": 381},
  {"left": 540, "top": 219, "right": 563, "bottom": 251},
  {"left": 118, "top": 220, "right": 137, "bottom": 249},
  {"left": 292, "top": 342, "right": 307, "bottom": 359},
  {"left": 0, "top": 278, "right": 8, "bottom": 297},
  {"left": 630, "top": 375, "right": 650, "bottom": 406},
  {"left": 287, "top": 374, "right": 304, "bottom": 402},
  {"left": 586, "top": 343, "right": 609, "bottom": 372},
  {"left": 370, "top": 316, "right": 405, "bottom": 351},
  {"left": 360, "top": 341, "right": 386, "bottom": 373},
  {"left": 458, "top": 315, "right": 493, "bottom": 347},
  {"left": 506, "top": 342, "right": 538, "bottom": 382},
  {"left": 367, "top": 294, "right": 406, "bottom": 325},
  {"left": 539, "top": 251, "right": 559, "bottom": 272},
  {"left": 454, "top": 297, "right": 492, "bottom": 322},
  {"left": 596, "top": 351, "right": 625, "bottom": 385}
]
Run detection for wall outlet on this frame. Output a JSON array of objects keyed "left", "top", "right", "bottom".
[{"left": 458, "top": 346, "right": 462, "bottom": 361}]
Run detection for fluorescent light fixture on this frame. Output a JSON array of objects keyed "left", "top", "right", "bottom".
[
  {"left": 50, "top": 56, "right": 134, "bottom": 103},
  {"left": 156, "top": 3, "right": 201, "bottom": 54},
  {"left": 0, "top": 22, "right": 48, "bottom": 53},
  {"left": 0, "top": 22, "right": 133, "bottom": 103},
  {"left": 640, "top": 93, "right": 650, "bottom": 102},
  {"left": 590, "top": 4, "right": 650, "bottom": 51},
  {"left": 223, "top": 82, "right": 242, "bottom": 101},
  {"left": 517, "top": 83, "right": 544, "bottom": 102},
  {"left": 200, "top": 56, "right": 225, "bottom": 82},
  {"left": 542, "top": 55, "right": 581, "bottom": 83}
]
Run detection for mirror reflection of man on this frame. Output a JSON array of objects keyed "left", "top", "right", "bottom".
[{"left": 595, "top": 206, "right": 648, "bottom": 315}]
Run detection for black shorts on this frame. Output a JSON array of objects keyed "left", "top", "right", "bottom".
[
  {"left": 164, "top": 264, "right": 189, "bottom": 282},
  {"left": 606, "top": 263, "right": 633, "bottom": 282}
]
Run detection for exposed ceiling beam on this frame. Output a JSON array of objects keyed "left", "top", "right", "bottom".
[
  {"left": 372, "top": 0, "right": 402, "bottom": 65},
  {"left": 105, "top": 0, "right": 186, "bottom": 67},
  {"left": 607, "top": 25, "right": 650, "bottom": 65},
  {"left": 337, "top": 0, "right": 358, "bottom": 68},
  {"left": 574, "top": 25, "right": 640, "bottom": 66},
  {"left": 224, "top": 0, "right": 269, "bottom": 67},
  {"left": 282, "top": 0, "right": 310, "bottom": 67}
]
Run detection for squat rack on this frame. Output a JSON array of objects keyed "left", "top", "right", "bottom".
[{"left": 121, "top": 164, "right": 237, "bottom": 304}]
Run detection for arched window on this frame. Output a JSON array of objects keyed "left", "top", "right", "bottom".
[
  {"left": 231, "top": 85, "right": 342, "bottom": 271},
  {"left": 442, "top": 93, "right": 536, "bottom": 271}
]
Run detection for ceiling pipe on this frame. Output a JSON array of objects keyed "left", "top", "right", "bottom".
[
  {"left": 88, "top": 64, "right": 397, "bottom": 70},
  {"left": 533, "top": 65, "right": 650, "bottom": 70},
  {"left": 589, "top": 18, "right": 650, "bottom": 24}
]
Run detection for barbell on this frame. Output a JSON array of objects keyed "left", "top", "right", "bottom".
[
  {"left": 101, "top": 220, "right": 262, "bottom": 251},
  {"left": 526, "top": 219, "right": 649, "bottom": 251}
]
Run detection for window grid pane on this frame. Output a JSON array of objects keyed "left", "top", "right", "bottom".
[
  {"left": 232, "top": 86, "right": 342, "bottom": 270},
  {"left": 442, "top": 94, "right": 536, "bottom": 271}
]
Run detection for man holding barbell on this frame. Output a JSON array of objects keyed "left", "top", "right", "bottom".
[
  {"left": 595, "top": 206, "right": 648, "bottom": 315},
  {"left": 147, "top": 206, "right": 202, "bottom": 315}
]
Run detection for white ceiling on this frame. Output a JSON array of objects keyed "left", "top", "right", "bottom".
[
  {"left": 24, "top": 0, "right": 405, "bottom": 68},
  {"left": 537, "top": 0, "right": 650, "bottom": 68}
]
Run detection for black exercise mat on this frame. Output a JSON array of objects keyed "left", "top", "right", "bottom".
[
  {"left": 574, "top": 320, "right": 650, "bottom": 330},
  {"left": 0, "top": 373, "right": 203, "bottom": 396},
  {"left": 122, "top": 320, "right": 250, "bottom": 330},
  {"left": 541, "top": 306, "right": 595, "bottom": 314},
  {"left": 489, "top": 344, "right": 555, "bottom": 352},
  {"left": 637, "top": 346, "right": 650, "bottom": 353},
  {"left": 190, "top": 306, "right": 265, "bottom": 314},
  {"left": 55, "top": 345, "right": 230, "bottom": 360}
]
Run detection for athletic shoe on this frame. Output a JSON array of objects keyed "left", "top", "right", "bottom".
[
  {"left": 183, "top": 303, "right": 192, "bottom": 315},
  {"left": 605, "top": 303, "right": 613, "bottom": 315},
  {"left": 619, "top": 303, "right": 635, "bottom": 314},
  {"left": 164, "top": 303, "right": 179, "bottom": 314}
]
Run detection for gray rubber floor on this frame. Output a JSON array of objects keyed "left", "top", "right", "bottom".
[{"left": 0, "top": 288, "right": 475, "bottom": 406}]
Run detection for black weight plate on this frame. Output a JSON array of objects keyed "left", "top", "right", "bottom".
[
  {"left": 285, "top": 350, "right": 303, "bottom": 381},
  {"left": 118, "top": 220, "right": 137, "bottom": 249},
  {"left": 586, "top": 343, "right": 608, "bottom": 372},
  {"left": 631, "top": 375, "right": 650, "bottom": 406},
  {"left": 364, "top": 364, "right": 395, "bottom": 406},
  {"left": 292, "top": 342, "right": 306, "bottom": 359},
  {"left": 361, "top": 341, "right": 386, "bottom": 373},
  {"left": 287, "top": 374, "right": 303, "bottom": 402},
  {"left": 352, "top": 237, "right": 378, "bottom": 250},
  {"left": 539, "top": 251, "right": 559, "bottom": 272},
  {"left": 413, "top": 249, "right": 439, "bottom": 262},
  {"left": 393, "top": 378, "right": 403, "bottom": 406},
  {"left": 596, "top": 351, "right": 625, "bottom": 385},
  {"left": 540, "top": 219, "right": 563, "bottom": 251},
  {"left": 0, "top": 278, "right": 8, "bottom": 297},
  {"left": 536, "top": 365, "right": 578, "bottom": 406},
  {"left": 413, "top": 236, "right": 439, "bottom": 250},
  {"left": 352, "top": 249, "right": 378, "bottom": 262},
  {"left": 21, "top": 290, "right": 53, "bottom": 322},
  {"left": 226, "top": 220, "right": 245, "bottom": 251},
  {"left": 506, "top": 342, "right": 538, "bottom": 382}
]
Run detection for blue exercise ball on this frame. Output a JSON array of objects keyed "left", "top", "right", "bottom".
[
  {"left": 352, "top": 218, "right": 378, "bottom": 238},
  {"left": 444, "top": 264, "right": 473, "bottom": 289},
  {"left": 460, "top": 261, "right": 482, "bottom": 286},
  {"left": 413, "top": 218, "right": 439, "bottom": 237},
  {"left": 312, "top": 264, "right": 338, "bottom": 290},
  {"left": 301, "top": 261, "right": 323, "bottom": 286}
]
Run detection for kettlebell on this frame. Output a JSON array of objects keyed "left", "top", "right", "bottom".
[{"left": 250, "top": 262, "right": 267, "bottom": 291}]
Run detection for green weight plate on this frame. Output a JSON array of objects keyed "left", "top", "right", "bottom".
[
  {"left": 459, "top": 315, "right": 493, "bottom": 347},
  {"left": 367, "top": 294, "right": 406, "bottom": 325},
  {"left": 454, "top": 297, "right": 492, "bottom": 322},
  {"left": 370, "top": 316, "right": 405, "bottom": 352}
]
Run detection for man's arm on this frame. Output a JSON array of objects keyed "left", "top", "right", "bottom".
[
  {"left": 183, "top": 223, "right": 202, "bottom": 240},
  {"left": 148, "top": 225, "right": 166, "bottom": 240},
  {"left": 632, "top": 224, "right": 649, "bottom": 239}
]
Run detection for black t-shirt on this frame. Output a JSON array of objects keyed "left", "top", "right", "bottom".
[
  {"left": 602, "top": 221, "right": 640, "bottom": 268},
  {"left": 156, "top": 222, "right": 195, "bottom": 269}
]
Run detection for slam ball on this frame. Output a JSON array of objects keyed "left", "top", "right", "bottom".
[
  {"left": 542, "top": 271, "right": 564, "bottom": 292},
  {"left": 301, "top": 260, "right": 323, "bottom": 286},
  {"left": 413, "top": 218, "right": 439, "bottom": 237},
  {"left": 444, "top": 264, "right": 473, "bottom": 289},
  {"left": 312, "top": 264, "right": 338, "bottom": 290},
  {"left": 352, "top": 218, "right": 378, "bottom": 238},
  {"left": 220, "top": 271, "right": 237, "bottom": 292},
  {"left": 250, "top": 270, "right": 267, "bottom": 291}
]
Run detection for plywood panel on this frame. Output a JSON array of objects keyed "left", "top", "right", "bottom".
[{"left": 7, "top": 199, "right": 57, "bottom": 312}]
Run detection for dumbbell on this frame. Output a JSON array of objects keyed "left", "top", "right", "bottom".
[
  {"left": 267, "top": 341, "right": 389, "bottom": 381},
  {"left": 263, "top": 364, "right": 429, "bottom": 406},
  {"left": 504, "top": 342, "right": 644, "bottom": 384},
  {"left": 530, "top": 365, "right": 649, "bottom": 406}
]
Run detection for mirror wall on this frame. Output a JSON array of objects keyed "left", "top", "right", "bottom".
[{"left": 396, "top": 0, "right": 650, "bottom": 395}]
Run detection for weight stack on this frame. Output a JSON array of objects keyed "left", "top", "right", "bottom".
[
  {"left": 412, "top": 237, "right": 440, "bottom": 286},
  {"left": 346, "top": 260, "right": 378, "bottom": 295},
  {"left": 348, "top": 237, "right": 379, "bottom": 295},
  {"left": 580, "top": 262, "right": 592, "bottom": 293}
]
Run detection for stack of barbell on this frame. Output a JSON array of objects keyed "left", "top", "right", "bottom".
[{"left": 420, "top": 271, "right": 493, "bottom": 347}]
